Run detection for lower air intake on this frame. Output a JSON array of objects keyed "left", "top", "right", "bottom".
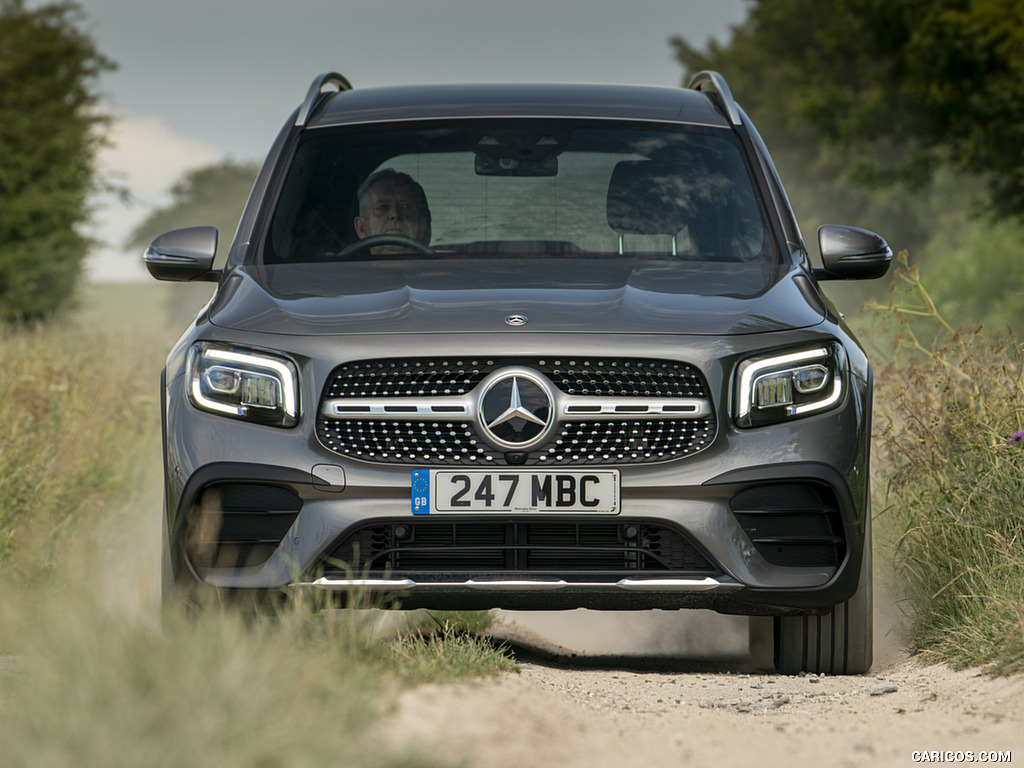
[
  {"left": 319, "top": 519, "right": 718, "bottom": 582},
  {"left": 186, "top": 483, "right": 301, "bottom": 570},
  {"left": 731, "top": 483, "right": 845, "bottom": 567}
]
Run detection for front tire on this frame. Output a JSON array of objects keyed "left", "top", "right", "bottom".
[{"left": 774, "top": 540, "right": 873, "bottom": 675}]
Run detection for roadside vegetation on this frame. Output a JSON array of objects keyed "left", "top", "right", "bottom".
[
  {"left": 0, "top": 319, "right": 156, "bottom": 579},
  {"left": 868, "top": 254, "right": 1024, "bottom": 675},
  {"left": 0, "top": 0, "right": 114, "bottom": 323},
  {"left": 0, "top": 293, "right": 516, "bottom": 768},
  {"left": 0, "top": 588, "right": 509, "bottom": 768}
]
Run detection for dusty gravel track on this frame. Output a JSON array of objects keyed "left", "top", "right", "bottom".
[{"left": 380, "top": 611, "right": 1024, "bottom": 767}]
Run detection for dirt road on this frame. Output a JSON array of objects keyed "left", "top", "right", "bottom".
[{"left": 381, "top": 611, "right": 1024, "bottom": 767}]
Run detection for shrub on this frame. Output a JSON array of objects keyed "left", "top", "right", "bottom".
[
  {"left": 868, "top": 253, "right": 1024, "bottom": 674},
  {"left": 0, "top": 0, "right": 114, "bottom": 321}
]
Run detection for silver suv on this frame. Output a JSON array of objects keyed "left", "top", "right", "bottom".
[{"left": 146, "top": 71, "right": 891, "bottom": 674}]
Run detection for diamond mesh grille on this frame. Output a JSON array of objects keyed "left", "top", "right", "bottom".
[
  {"left": 317, "top": 357, "right": 715, "bottom": 466},
  {"left": 325, "top": 357, "right": 708, "bottom": 398},
  {"left": 316, "top": 418, "right": 715, "bottom": 465}
]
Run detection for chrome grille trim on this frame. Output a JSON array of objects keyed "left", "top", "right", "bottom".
[
  {"left": 327, "top": 397, "right": 473, "bottom": 419},
  {"left": 296, "top": 576, "right": 742, "bottom": 592},
  {"left": 322, "top": 394, "right": 711, "bottom": 420}
]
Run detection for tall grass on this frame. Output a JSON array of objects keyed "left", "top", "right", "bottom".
[
  {"left": 868, "top": 253, "right": 1024, "bottom": 674},
  {"left": 0, "top": 296, "right": 515, "bottom": 767},
  {"left": 0, "top": 321, "right": 161, "bottom": 578},
  {"left": 0, "top": 591, "right": 426, "bottom": 768},
  {"left": 0, "top": 577, "right": 518, "bottom": 768}
]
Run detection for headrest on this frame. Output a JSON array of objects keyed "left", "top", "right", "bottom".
[{"left": 606, "top": 161, "right": 692, "bottom": 236}]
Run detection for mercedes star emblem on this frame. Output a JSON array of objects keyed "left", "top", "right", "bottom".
[{"left": 477, "top": 371, "right": 554, "bottom": 450}]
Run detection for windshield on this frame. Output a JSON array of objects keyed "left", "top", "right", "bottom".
[{"left": 262, "top": 119, "right": 774, "bottom": 265}]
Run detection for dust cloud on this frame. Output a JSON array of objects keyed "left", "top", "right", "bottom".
[{"left": 501, "top": 610, "right": 751, "bottom": 659}]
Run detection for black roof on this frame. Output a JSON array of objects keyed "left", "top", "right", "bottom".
[{"left": 305, "top": 82, "right": 731, "bottom": 129}]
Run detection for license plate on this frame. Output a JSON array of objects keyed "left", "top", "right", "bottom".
[{"left": 411, "top": 470, "right": 619, "bottom": 515}]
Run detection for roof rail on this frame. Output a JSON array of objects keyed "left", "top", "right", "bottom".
[
  {"left": 295, "top": 72, "right": 353, "bottom": 127},
  {"left": 688, "top": 71, "right": 742, "bottom": 127}
]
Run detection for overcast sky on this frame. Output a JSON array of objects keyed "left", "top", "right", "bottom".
[{"left": 76, "top": 0, "right": 747, "bottom": 280}]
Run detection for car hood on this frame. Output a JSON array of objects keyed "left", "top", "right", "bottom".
[{"left": 208, "top": 258, "right": 826, "bottom": 336}]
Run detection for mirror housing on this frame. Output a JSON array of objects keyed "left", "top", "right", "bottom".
[
  {"left": 813, "top": 224, "right": 892, "bottom": 281},
  {"left": 144, "top": 226, "right": 221, "bottom": 282}
]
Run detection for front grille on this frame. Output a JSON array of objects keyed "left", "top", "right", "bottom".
[
  {"left": 186, "top": 483, "right": 301, "bottom": 570},
  {"left": 317, "top": 418, "right": 713, "bottom": 465},
  {"left": 325, "top": 357, "right": 709, "bottom": 398},
  {"left": 731, "top": 483, "right": 845, "bottom": 567},
  {"left": 318, "top": 519, "right": 719, "bottom": 581},
  {"left": 317, "top": 357, "right": 716, "bottom": 466}
]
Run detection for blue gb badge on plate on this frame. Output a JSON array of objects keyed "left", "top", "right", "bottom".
[{"left": 411, "top": 470, "right": 430, "bottom": 515}]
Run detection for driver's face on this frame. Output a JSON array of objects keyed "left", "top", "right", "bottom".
[{"left": 353, "top": 180, "right": 428, "bottom": 250}]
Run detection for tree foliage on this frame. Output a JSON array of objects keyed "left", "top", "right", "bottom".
[
  {"left": 126, "top": 159, "right": 260, "bottom": 259},
  {"left": 673, "top": 5, "right": 929, "bottom": 262},
  {"left": 673, "top": 0, "right": 1024, "bottom": 219},
  {"left": 0, "top": 0, "right": 114, "bottom": 322}
]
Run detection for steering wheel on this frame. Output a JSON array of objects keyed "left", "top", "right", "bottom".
[{"left": 337, "top": 235, "right": 435, "bottom": 258}]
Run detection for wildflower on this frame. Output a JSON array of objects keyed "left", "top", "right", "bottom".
[{"left": 1010, "top": 431, "right": 1024, "bottom": 447}]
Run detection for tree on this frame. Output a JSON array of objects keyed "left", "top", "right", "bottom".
[
  {"left": 0, "top": 0, "right": 114, "bottom": 322},
  {"left": 673, "top": 0, "right": 1024, "bottom": 219},
  {"left": 674, "top": 5, "right": 910, "bottom": 262},
  {"left": 126, "top": 159, "right": 260, "bottom": 257},
  {"left": 672, "top": 0, "right": 1024, "bottom": 331}
]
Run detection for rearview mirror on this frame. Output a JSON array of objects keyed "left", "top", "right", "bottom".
[
  {"left": 813, "top": 224, "right": 892, "bottom": 281},
  {"left": 144, "top": 226, "right": 221, "bottom": 282}
]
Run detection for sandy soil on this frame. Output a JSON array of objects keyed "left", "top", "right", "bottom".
[{"left": 380, "top": 611, "right": 1024, "bottom": 767}]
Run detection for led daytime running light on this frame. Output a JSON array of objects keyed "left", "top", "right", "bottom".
[
  {"left": 189, "top": 344, "right": 299, "bottom": 425},
  {"left": 736, "top": 344, "right": 844, "bottom": 427}
]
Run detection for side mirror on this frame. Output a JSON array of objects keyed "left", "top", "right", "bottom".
[
  {"left": 813, "top": 224, "right": 892, "bottom": 281},
  {"left": 144, "top": 226, "right": 221, "bottom": 282}
]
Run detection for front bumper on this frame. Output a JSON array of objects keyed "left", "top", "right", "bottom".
[
  {"left": 161, "top": 331, "right": 871, "bottom": 615},
  {"left": 166, "top": 456, "right": 866, "bottom": 614}
]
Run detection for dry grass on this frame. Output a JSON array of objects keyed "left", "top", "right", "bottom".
[
  {"left": 0, "top": 578, "right": 484, "bottom": 768},
  {"left": 868, "top": 253, "right": 1024, "bottom": 674},
  {"left": 0, "top": 320, "right": 163, "bottom": 578},
  {"left": 0, "top": 290, "right": 515, "bottom": 767}
]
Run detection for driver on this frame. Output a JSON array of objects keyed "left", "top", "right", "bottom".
[{"left": 353, "top": 168, "right": 431, "bottom": 254}]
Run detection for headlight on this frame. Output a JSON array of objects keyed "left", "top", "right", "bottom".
[
  {"left": 735, "top": 343, "right": 846, "bottom": 428},
  {"left": 187, "top": 343, "right": 299, "bottom": 427}
]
